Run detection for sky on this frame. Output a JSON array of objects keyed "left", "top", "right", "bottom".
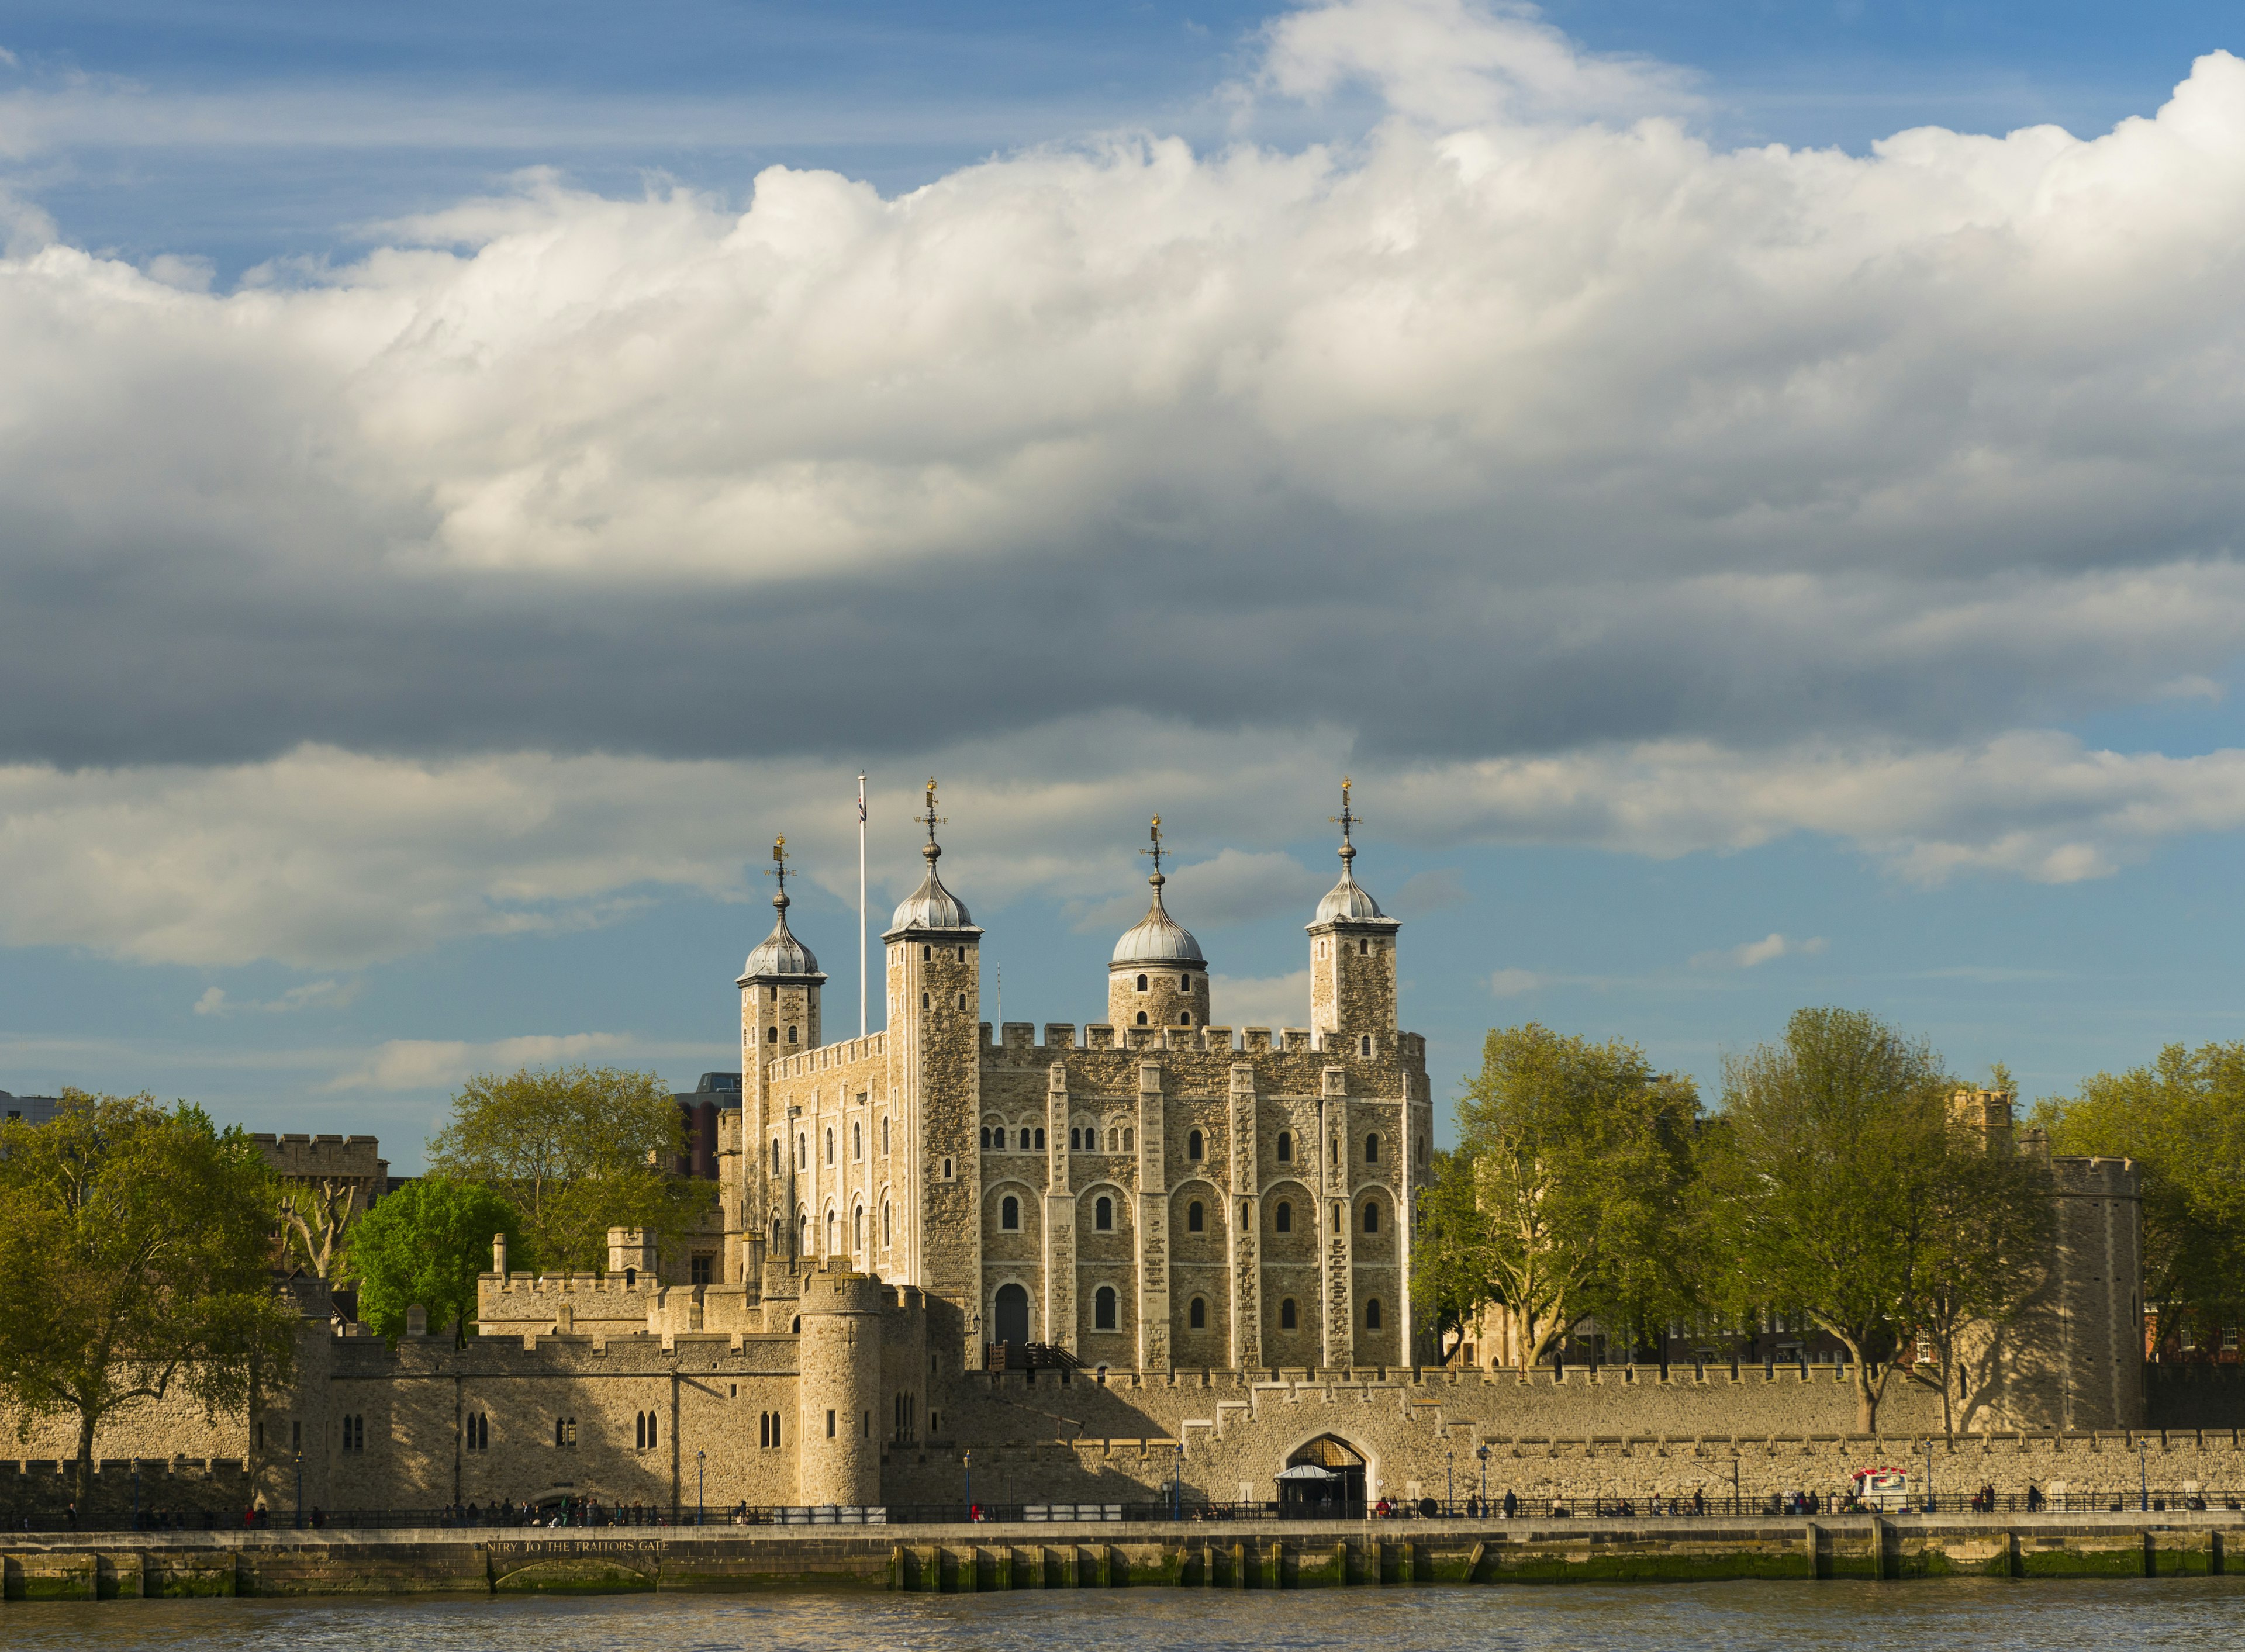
[{"left": 4, "top": 0, "right": 2245, "bottom": 1170}]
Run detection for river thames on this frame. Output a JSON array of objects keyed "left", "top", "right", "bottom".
[{"left": 4, "top": 1581, "right": 2243, "bottom": 1651}]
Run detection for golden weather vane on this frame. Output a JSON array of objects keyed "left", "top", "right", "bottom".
[{"left": 1141, "top": 815, "right": 1168, "bottom": 880}]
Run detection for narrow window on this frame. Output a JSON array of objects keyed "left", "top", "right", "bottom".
[
  {"left": 771, "top": 1139, "right": 782, "bottom": 1174},
  {"left": 759, "top": 1413, "right": 769, "bottom": 1448},
  {"left": 1034, "top": 1127, "right": 1045, "bottom": 1149},
  {"left": 788, "top": 1025, "right": 799, "bottom": 1043},
  {"left": 1366, "top": 1298, "right": 1383, "bottom": 1330},
  {"left": 1136, "top": 1011, "right": 1148, "bottom": 1025},
  {"left": 690, "top": 1253, "right": 713, "bottom": 1284},
  {"left": 1069, "top": 1127, "right": 1080, "bottom": 1149},
  {"left": 943, "top": 1157, "right": 954, "bottom": 1179},
  {"left": 635, "top": 1412, "right": 646, "bottom": 1450},
  {"left": 1365, "top": 1133, "right": 1380, "bottom": 1164},
  {"left": 1108, "top": 1128, "right": 1119, "bottom": 1152},
  {"left": 624, "top": 1267, "right": 637, "bottom": 1287},
  {"left": 1187, "top": 1129, "right": 1203, "bottom": 1160},
  {"left": 1124, "top": 1128, "right": 1134, "bottom": 1150},
  {"left": 1189, "top": 1296, "right": 1207, "bottom": 1329},
  {"left": 827, "top": 1409, "right": 836, "bottom": 1439},
  {"left": 1187, "top": 1200, "right": 1204, "bottom": 1233},
  {"left": 649, "top": 1413, "right": 658, "bottom": 1449},
  {"left": 855, "top": 1122, "right": 862, "bottom": 1159},
  {"left": 922, "top": 993, "right": 930, "bottom": 1008},
  {"left": 767, "top": 1025, "right": 777, "bottom": 1043},
  {"left": 1363, "top": 1201, "right": 1380, "bottom": 1235},
  {"left": 1137, "top": 974, "right": 1148, "bottom": 991},
  {"left": 1360, "top": 938, "right": 1369, "bottom": 955},
  {"left": 883, "top": 1117, "right": 890, "bottom": 1153},
  {"left": 1001, "top": 1195, "right": 1020, "bottom": 1231},
  {"left": 797, "top": 1133, "right": 806, "bottom": 1169},
  {"left": 855, "top": 1205, "right": 864, "bottom": 1246},
  {"left": 1331, "top": 1135, "right": 1338, "bottom": 1166},
  {"left": 1179, "top": 1012, "right": 1191, "bottom": 1025},
  {"left": 769, "top": 985, "right": 778, "bottom": 1001},
  {"left": 923, "top": 945, "right": 931, "bottom": 961},
  {"left": 980, "top": 1126, "right": 992, "bottom": 1149},
  {"left": 1095, "top": 1196, "right": 1114, "bottom": 1231},
  {"left": 1276, "top": 1131, "right": 1293, "bottom": 1163},
  {"left": 1280, "top": 1298, "right": 1298, "bottom": 1330},
  {"left": 956, "top": 946, "right": 966, "bottom": 962},
  {"left": 1275, "top": 1201, "right": 1292, "bottom": 1233},
  {"left": 883, "top": 1201, "right": 892, "bottom": 1244},
  {"left": 1360, "top": 1035, "right": 1371, "bottom": 1057},
  {"left": 1180, "top": 974, "right": 1191, "bottom": 990},
  {"left": 826, "top": 1128, "right": 834, "bottom": 1164},
  {"left": 1095, "top": 1286, "right": 1118, "bottom": 1330},
  {"left": 826, "top": 1211, "right": 836, "bottom": 1251},
  {"left": 958, "top": 993, "right": 968, "bottom": 1011}
]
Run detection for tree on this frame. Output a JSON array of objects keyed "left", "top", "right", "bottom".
[
  {"left": 1705, "top": 1007, "right": 1955, "bottom": 1432},
  {"left": 1904, "top": 1118, "right": 2056, "bottom": 1437},
  {"left": 1412, "top": 1148, "right": 1488, "bottom": 1363},
  {"left": 278, "top": 1176, "right": 365, "bottom": 1280},
  {"left": 0, "top": 1093, "right": 301, "bottom": 1500},
  {"left": 1445, "top": 1024, "right": 1702, "bottom": 1373},
  {"left": 427, "top": 1065, "right": 709, "bottom": 1271},
  {"left": 2037, "top": 1043, "right": 2245, "bottom": 1350},
  {"left": 343, "top": 1176, "right": 523, "bottom": 1342}
]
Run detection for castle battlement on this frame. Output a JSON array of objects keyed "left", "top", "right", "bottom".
[
  {"left": 766, "top": 1030, "right": 887, "bottom": 1082},
  {"left": 969, "top": 1022, "right": 1429, "bottom": 1065}
]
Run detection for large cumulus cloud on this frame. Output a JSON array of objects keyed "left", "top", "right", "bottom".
[{"left": 3, "top": 0, "right": 2245, "bottom": 967}]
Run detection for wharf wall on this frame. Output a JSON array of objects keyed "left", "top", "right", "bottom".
[{"left": 5, "top": 1513, "right": 2245, "bottom": 1598}]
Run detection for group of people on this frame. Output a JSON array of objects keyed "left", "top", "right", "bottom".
[{"left": 436, "top": 1497, "right": 672, "bottom": 1527}]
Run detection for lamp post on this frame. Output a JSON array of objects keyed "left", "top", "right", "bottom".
[
  {"left": 963, "top": 1450, "right": 973, "bottom": 1520},
  {"left": 1926, "top": 1439, "right": 1935, "bottom": 1514},
  {"left": 2140, "top": 1438, "right": 2149, "bottom": 1513},
  {"left": 1476, "top": 1444, "right": 1490, "bottom": 1512},
  {"left": 293, "top": 1450, "right": 301, "bottom": 1531},
  {"left": 697, "top": 1449, "right": 706, "bottom": 1527},
  {"left": 1446, "top": 1447, "right": 1454, "bottom": 1515},
  {"left": 134, "top": 1459, "right": 141, "bottom": 1532},
  {"left": 1171, "top": 1446, "right": 1182, "bottom": 1520}
]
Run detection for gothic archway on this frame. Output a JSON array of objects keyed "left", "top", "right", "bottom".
[{"left": 1280, "top": 1435, "right": 1366, "bottom": 1516}]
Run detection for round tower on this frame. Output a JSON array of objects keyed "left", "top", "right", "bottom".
[
  {"left": 1107, "top": 816, "right": 1210, "bottom": 1031},
  {"left": 1307, "top": 779, "right": 1401, "bottom": 1049},
  {"left": 795, "top": 1262, "right": 886, "bottom": 1508},
  {"left": 738, "top": 837, "right": 827, "bottom": 1258}
]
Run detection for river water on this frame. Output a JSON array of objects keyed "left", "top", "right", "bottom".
[{"left": 5, "top": 1582, "right": 2244, "bottom": 1651}]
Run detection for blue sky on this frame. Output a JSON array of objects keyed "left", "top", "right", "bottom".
[{"left": 2, "top": 1, "right": 2244, "bottom": 1169}]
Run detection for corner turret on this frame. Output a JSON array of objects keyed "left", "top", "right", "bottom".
[
  {"left": 1107, "top": 816, "right": 1211, "bottom": 1031},
  {"left": 1307, "top": 779, "right": 1401, "bottom": 1050}
]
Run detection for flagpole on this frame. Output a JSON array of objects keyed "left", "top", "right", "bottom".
[{"left": 858, "top": 773, "right": 868, "bottom": 1038}]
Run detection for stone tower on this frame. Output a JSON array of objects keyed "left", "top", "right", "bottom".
[
  {"left": 740, "top": 837, "right": 826, "bottom": 1258},
  {"left": 795, "top": 1261, "right": 885, "bottom": 1506},
  {"left": 883, "top": 781, "right": 985, "bottom": 1349},
  {"left": 1107, "top": 817, "right": 1211, "bottom": 1031},
  {"left": 1307, "top": 779, "right": 1401, "bottom": 1053}
]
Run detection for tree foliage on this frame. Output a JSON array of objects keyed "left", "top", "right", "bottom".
[
  {"left": 277, "top": 1176, "right": 367, "bottom": 1280},
  {"left": 2036, "top": 1042, "right": 2245, "bottom": 1348},
  {"left": 343, "top": 1176, "right": 522, "bottom": 1342},
  {"left": 426, "top": 1065, "right": 709, "bottom": 1271},
  {"left": 1705, "top": 1007, "right": 1960, "bottom": 1431},
  {"left": 0, "top": 1092, "right": 300, "bottom": 1498},
  {"left": 1437, "top": 1024, "right": 1701, "bottom": 1373}
]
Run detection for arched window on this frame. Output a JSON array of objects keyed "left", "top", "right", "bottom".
[
  {"left": 1034, "top": 1127, "right": 1045, "bottom": 1149},
  {"left": 825, "top": 1128, "right": 834, "bottom": 1164},
  {"left": 884, "top": 1116, "right": 891, "bottom": 1154},
  {"left": 1179, "top": 1012, "right": 1191, "bottom": 1025},
  {"left": 766, "top": 1025, "right": 777, "bottom": 1043},
  {"left": 759, "top": 1413, "right": 768, "bottom": 1448},
  {"left": 1187, "top": 1129, "right": 1203, "bottom": 1160},
  {"left": 854, "top": 1122, "right": 862, "bottom": 1159},
  {"left": 788, "top": 1025, "right": 799, "bottom": 1043},
  {"left": 1095, "top": 1196, "right": 1114, "bottom": 1231},
  {"left": 1280, "top": 1298, "right": 1298, "bottom": 1330},
  {"left": 1137, "top": 974, "right": 1148, "bottom": 991},
  {"left": 647, "top": 1412, "right": 658, "bottom": 1449},
  {"left": 1187, "top": 1200, "right": 1204, "bottom": 1233},
  {"left": 797, "top": 1133, "right": 806, "bottom": 1169},
  {"left": 923, "top": 945, "right": 931, "bottom": 960},
  {"left": 1108, "top": 1128, "right": 1120, "bottom": 1152},
  {"left": 855, "top": 1205, "right": 864, "bottom": 1246},
  {"left": 980, "top": 1126, "right": 992, "bottom": 1149},
  {"left": 1136, "top": 1011, "right": 1148, "bottom": 1025},
  {"left": 1360, "top": 1035, "right": 1372, "bottom": 1056},
  {"left": 1275, "top": 1201, "right": 1292, "bottom": 1233},
  {"left": 1365, "top": 1132, "right": 1380, "bottom": 1163},
  {"left": 624, "top": 1266, "right": 637, "bottom": 1287},
  {"left": 1124, "top": 1128, "right": 1134, "bottom": 1150},
  {"left": 1094, "top": 1285, "right": 1118, "bottom": 1330},
  {"left": 772, "top": 1139, "right": 782, "bottom": 1174},
  {"left": 957, "top": 946, "right": 966, "bottom": 962},
  {"left": 1366, "top": 1298, "right": 1383, "bottom": 1330},
  {"left": 826, "top": 1210, "right": 836, "bottom": 1251},
  {"left": 769, "top": 986, "right": 778, "bottom": 1001},
  {"left": 1180, "top": 974, "right": 1191, "bottom": 990},
  {"left": 1069, "top": 1127, "right": 1081, "bottom": 1150},
  {"left": 1363, "top": 1200, "right": 1380, "bottom": 1235},
  {"left": 883, "top": 1201, "right": 891, "bottom": 1244},
  {"left": 635, "top": 1412, "right": 645, "bottom": 1450},
  {"left": 1001, "top": 1195, "right": 1020, "bottom": 1231},
  {"left": 1360, "top": 938, "right": 1370, "bottom": 955},
  {"left": 1189, "top": 1296, "right": 1207, "bottom": 1329},
  {"left": 1276, "top": 1131, "right": 1293, "bottom": 1162}
]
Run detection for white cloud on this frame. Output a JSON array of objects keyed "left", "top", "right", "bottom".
[
  {"left": 322, "top": 1032, "right": 637, "bottom": 1094},
  {"left": 1690, "top": 933, "right": 1828, "bottom": 972},
  {"left": 1392, "top": 868, "right": 1469, "bottom": 917},
  {"left": 192, "top": 979, "right": 362, "bottom": 1016},
  {"left": 1210, "top": 969, "right": 1313, "bottom": 1028},
  {"left": 1488, "top": 966, "right": 1540, "bottom": 997}
]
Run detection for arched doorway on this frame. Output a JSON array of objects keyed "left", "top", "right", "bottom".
[
  {"left": 1279, "top": 1436, "right": 1366, "bottom": 1518},
  {"left": 994, "top": 1283, "right": 1031, "bottom": 1346}
]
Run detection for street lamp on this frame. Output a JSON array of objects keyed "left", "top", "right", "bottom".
[
  {"left": 1172, "top": 1445, "right": 1183, "bottom": 1521},
  {"left": 134, "top": 1459, "right": 141, "bottom": 1532},
  {"left": 1446, "top": 1447, "right": 1454, "bottom": 1515},
  {"left": 697, "top": 1449, "right": 706, "bottom": 1527},
  {"left": 1476, "top": 1444, "right": 1490, "bottom": 1513},
  {"left": 964, "top": 1450, "right": 973, "bottom": 1520},
  {"left": 293, "top": 1450, "right": 302, "bottom": 1531},
  {"left": 2140, "top": 1438, "right": 2149, "bottom": 1513},
  {"left": 1925, "top": 1439, "right": 1935, "bottom": 1514}
]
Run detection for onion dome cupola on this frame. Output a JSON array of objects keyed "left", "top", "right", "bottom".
[
  {"left": 882, "top": 778, "right": 982, "bottom": 940},
  {"left": 1307, "top": 778, "right": 1401, "bottom": 1046},
  {"left": 740, "top": 834, "right": 826, "bottom": 1071},
  {"left": 1108, "top": 816, "right": 1212, "bottom": 1032}
]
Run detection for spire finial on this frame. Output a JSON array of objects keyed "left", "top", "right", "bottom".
[
  {"left": 920, "top": 777, "right": 947, "bottom": 863},
  {"left": 765, "top": 835, "right": 792, "bottom": 911},
  {"left": 1330, "top": 777, "right": 1360, "bottom": 866},
  {"left": 1142, "top": 815, "right": 1167, "bottom": 887}
]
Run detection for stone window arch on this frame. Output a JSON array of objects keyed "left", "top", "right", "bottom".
[
  {"left": 1001, "top": 1195, "right": 1020, "bottom": 1231},
  {"left": 1365, "top": 1132, "right": 1380, "bottom": 1163},
  {"left": 1189, "top": 1296, "right": 1207, "bottom": 1330},
  {"left": 854, "top": 1204, "right": 865, "bottom": 1247},
  {"left": 788, "top": 1025, "right": 799, "bottom": 1043},
  {"left": 980, "top": 1126, "right": 991, "bottom": 1149},
  {"left": 766, "top": 1025, "right": 777, "bottom": 1043},
  {"left": 1187, "top": 1128, "right": 1203, "bottom": 1160},
  {"left": 1180, "top": 973, "right": 1191, "bottom": 990},
  {"left": 1280, "top": 1298, "right": 1298, "bottom": 1330},
  {"left": 1136, "top": 1011, "right": 1148, "bottom": 1025},
  {"left": 1094, "top": 1196, "right": 1114, "bottom": 1232},
  {"left": 854, "top": 1122, "right": 862, "bottom": 1160},
  {"left": 1137, "top": 974, "right": 1148, "bottom": 991},
  {"left": 1034, "top": 1126, "right": 1045, "bottom": 1149},
  {"left": 1094, "top": 1285, "right": 1118, "bottom": 1330},
  {"left": 1187, "top": 1200, "right": 1204, "bottom": 1233},
  {"left": 1366, "top": 1298, "right": 1383, "bottom": 1330},
  {"left": 882, "top": 1200, "right": 892, "bottom": 1245},
  {"left": 1069, "top": 1126, "right": 1082, "bottom": 1150},
  {"left": 1275, "top": 1200, "right": 1293, "bottom": 1233},
  {"left": 1360, "top": 1035, "right": 1372, "bottom": 1057},
  {"left": 825, "top": 1128, "right": 834, "bottom": 1164},
  {"left": 1179, "top": 1012, "right": 1191, "bottom": 1025},
  {"left": 826, "top": 1209, "right": 836, "bottom": 1252},
  {"left": 1362, "top": 1199, "right": 1380, "bottom": 1235},
  {"left": 1276, "top": 1131, "right": 1293, "bottom": 1163}
]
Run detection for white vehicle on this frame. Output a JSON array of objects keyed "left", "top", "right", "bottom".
[{"left": 1853, "top": 1468, "right": 1910, "bottom": 1511}]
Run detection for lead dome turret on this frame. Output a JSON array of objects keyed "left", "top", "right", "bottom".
[{"left": 1108, "top": 817, "right": 1212, "bottom": 1031}]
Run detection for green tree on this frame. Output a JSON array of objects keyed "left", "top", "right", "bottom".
[
  {"left": 1445, "top": 1024, "right": 1702, "bottom": 1373},
  {"left": 1706, "top": 1007, "right": 1955, "bottom": 1432},
  {"left": 2039, "top": 1042, "right": 2245, "bottom": 1350},
  {"left": 427, "top": 1064, "right": 709, "bottom": 1271},
  {"left": 0, "top": 1092, "right": 301, "bottom": 1500},
  {"left": 1411, "top": 1148, "right": 1488, "bottom": 1363},
  {"left": 1904, "top": 1117, "right": 2057, "bottom": 1437},
  {"left": 343, "top": 1176, "right": 522, "bottom": 1342}
]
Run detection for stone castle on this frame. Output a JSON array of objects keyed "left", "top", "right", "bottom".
[{"left": 0, "top": 784, "right": 2178, "bottom": 1526}]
